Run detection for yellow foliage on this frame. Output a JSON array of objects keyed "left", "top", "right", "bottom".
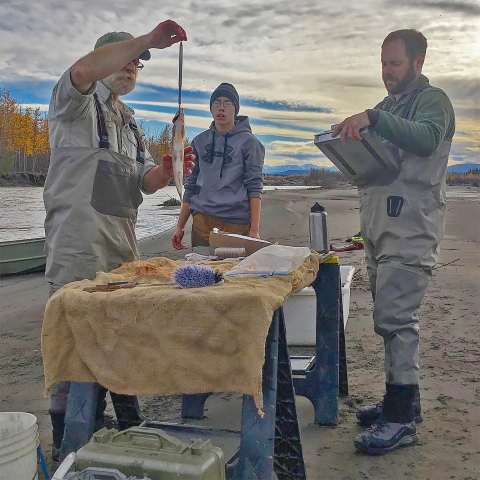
[
  {"left": 1, "top": 88, "right": 182, "bottom": 172},
  {"left": 0, "top": 90, "right": 50, "bottom": 169}
]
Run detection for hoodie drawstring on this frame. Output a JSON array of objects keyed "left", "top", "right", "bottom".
[
  {"left": 210, "top": 129, "right": 216, "bottom": 165},
  {"left": 220, "top": 134, "right": 229, "bottom": 179},
  {"left": 210, "top": 129, "right": 229, "bottom": 179}
]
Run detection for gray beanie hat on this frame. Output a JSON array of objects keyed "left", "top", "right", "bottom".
[{"left": 210, "top": 83, "right": 240, "bottom": 115}]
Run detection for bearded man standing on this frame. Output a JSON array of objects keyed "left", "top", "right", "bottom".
[
  {"left": 333, "top": 29, "right": 455, "bottom": 454},
  {"left": 44, "top": 20, "right": 195, "bottom": 465}
]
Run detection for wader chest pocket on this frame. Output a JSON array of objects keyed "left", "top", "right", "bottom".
[
  {"left": 91, "top": 159, "right": 142, "bottom": 218},
  {"left": 387, "top": 196, "right": 404, "bottom": 217}
]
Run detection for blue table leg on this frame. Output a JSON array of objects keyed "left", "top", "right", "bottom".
[
  {"left": 232, "top": 309, "right": 306, "bottom": 480},
  {"left": 274, "top": 308, "right": 306, "bottom": 479},
  {"left": 293, "top": 262, "right": 341, "bottom": 425},
  {"left": 230, "top": 309, "right": 278, "bottom": 479},
  {"left": 59, "top": 382, "right": 98, "bottom": 461}
]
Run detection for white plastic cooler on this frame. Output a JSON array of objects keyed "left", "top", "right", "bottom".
[{"left": 283, "top": 265, "right": 355, "bottom": 346}]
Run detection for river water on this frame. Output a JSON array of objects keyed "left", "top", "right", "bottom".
[{"left": 0, "top": 185, "right": 314, "bottom": 242}]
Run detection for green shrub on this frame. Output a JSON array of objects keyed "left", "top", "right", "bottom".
[{"left": 162, "top": 197, "right": 181, "bottom": 206}]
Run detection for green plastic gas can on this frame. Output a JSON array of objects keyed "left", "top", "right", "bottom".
[{"left": 74, "top": 427, "right": 226, "bottom": 479}]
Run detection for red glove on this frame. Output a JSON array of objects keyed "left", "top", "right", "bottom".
[{"left": 162, "top": 146, "right": 195, "bottom": 176}]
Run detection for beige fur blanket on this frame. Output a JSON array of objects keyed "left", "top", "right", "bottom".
[{"left": 42, "top": 254, "right": 321, "bottom": 409}]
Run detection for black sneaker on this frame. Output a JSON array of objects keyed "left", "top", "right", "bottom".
[
  {"left": 354, "top": 420, "right": 418, "bottom": 455},
  {"left": 356, "top": 399, "right": 424, "bottom": 426}
]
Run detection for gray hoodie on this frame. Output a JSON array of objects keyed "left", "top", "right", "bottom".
[{"left": 183, "top": 116, "right": 265, "bottom": 223}]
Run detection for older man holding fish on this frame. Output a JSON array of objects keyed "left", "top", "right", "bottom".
[{"left": 44, "top": 20, "right": 194, "bottom": 467}]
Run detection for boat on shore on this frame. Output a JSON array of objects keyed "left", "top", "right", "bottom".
[{"left": 0, "top": 237, "right": 46, "bottom": 276}]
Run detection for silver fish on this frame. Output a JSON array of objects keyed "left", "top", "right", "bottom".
[{"left": 172, "top": 108, "right": 185, "bottom": 201}]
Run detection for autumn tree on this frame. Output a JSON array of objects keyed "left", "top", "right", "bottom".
[
  {"left": 0, "top": 89, "right": 50, "bottom": 174},
  {"left": 141, "top": 121, "right": 190, "bottom": 164},
  {"left": 0, "top": 89, "right": 18, "bottom": 173},
  {"left": 1, "top": 87, "right": 189, "bottom": 175}
]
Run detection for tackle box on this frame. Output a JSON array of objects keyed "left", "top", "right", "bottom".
[{"left": 70, "top": 426, "right": 225, "bottom": 480}]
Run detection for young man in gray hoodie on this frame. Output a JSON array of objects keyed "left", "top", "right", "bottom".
[{"left": 172, "top": 83, "right": 265, "bottom": 249}]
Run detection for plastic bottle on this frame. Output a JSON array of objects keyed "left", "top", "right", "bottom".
[{"left": 309, "top": 202, "right": 329, "bottom": 253}]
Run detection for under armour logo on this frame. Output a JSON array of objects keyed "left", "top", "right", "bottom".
[
  {"left": 202, "top": 143, "right": 234, "bottom": 164},
  {"left": 387, "top": 196, "right": 404, "bottom": 217}
]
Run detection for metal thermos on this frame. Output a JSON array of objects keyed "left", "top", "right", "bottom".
[{"left": 309, "top": 202, "right": 329, "bottom": 253}]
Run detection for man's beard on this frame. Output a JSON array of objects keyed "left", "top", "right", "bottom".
[
  {"left": 383, "top": 62, "right": 416, "bottom": 94},
  {"left": 102, "top": 72, "right": 136, "bottom": 96}
]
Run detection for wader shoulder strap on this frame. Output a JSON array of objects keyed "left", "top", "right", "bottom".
[
  {"left": 401, "top": 86, "right": 430, "bottom": 120},
  {"left": 93, "top": 93, "right": 145, "bottom": 164},
  {"left": 93, "top": 93, "right": 110, "bottom": 149},
  {"left": 128, "top": 118, "right": 146, "bottom": 164},
  {"left": 374, "top": 97, "right": 389, "bottom": 110},
  {"left": 374, "top": 85, "right": 432, "bottom": 120}
]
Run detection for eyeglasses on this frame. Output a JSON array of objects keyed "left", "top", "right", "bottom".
[
  {"left": 211, "top": 100, "right": 234, "bottom": 107},
  {"left": 126, "top": 60, "right": 144, "bottom": 71}
]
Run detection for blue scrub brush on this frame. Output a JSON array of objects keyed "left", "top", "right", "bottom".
[{"left": 174, "top": 264, "right": 224, "bottom": 288}]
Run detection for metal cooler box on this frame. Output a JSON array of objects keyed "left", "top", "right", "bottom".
[
  {"left": 314, "top": 127, "right": 400, "bottom": 185},
  {"left": 66, "top": 427, "right": 225, "bottom": 480}
]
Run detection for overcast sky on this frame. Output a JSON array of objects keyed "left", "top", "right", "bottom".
[{"left": 1, "top": 0, "right": 479, "bottom": 167}]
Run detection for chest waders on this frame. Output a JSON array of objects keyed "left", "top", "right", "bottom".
[
  {"left": 44, "top": 93, "right": 147, "bottom": 291},
  {"left": 46, "top": 95, "right": 145, "bottom": 449},
  {"left": 359, "top": 87, "right": 453, "bottom": 386}
]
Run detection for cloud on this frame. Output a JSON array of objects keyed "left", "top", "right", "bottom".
[
  {"left": 1, "top": 0, "right": 478, "bottom": 167},
  {"left": 268, "top": 140, "right": 315, "bottom": 154},
  {"left": 434, "top": 77, "right": 480, "bottom": 109},
  {"left": 265, "top": 140, "right": 332, "bottom": 167},
  {"left": 2, "top": 0, "right": 478, "bottom": 111},
  {"left": 385, "top": 0, "right": 480, "bottom": 16}
]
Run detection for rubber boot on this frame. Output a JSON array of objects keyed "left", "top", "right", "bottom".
[
  {"left": 354, "top": 384, "right": 419, "bottom": 455},
  {"left": 110, "top": 392, "right": 144, "bottom": 431},
  {"left": 94, "top": 385, "right": 108, "bottom": 431},
  {"left": 50, "top": 386, "right": 107, "bottom": 472},
  {"left": 356, "top": 385, "right": 423, "bottom": 426},
  {"left": 49, "top": 409, "right": 65, "bottom": 472}
]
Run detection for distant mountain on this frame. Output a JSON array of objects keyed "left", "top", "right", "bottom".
[
  {"left": 264, "top": 162, "right": 479, "bottom": 175},
  {"left": 272, "top": 169, "right": 309, "bottom": 176},
  {"left": 264, "top": 163, "right": 338, "bottom": 175},
  {"left": 447, "top": 163, "right": 480, "bottom": 173}
]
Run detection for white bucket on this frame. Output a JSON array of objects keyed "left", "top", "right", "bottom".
[{"left": 0, "top": 412, "right": 39, "bottom": 480}]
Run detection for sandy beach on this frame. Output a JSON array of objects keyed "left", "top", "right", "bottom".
[{"left": 0, "top": 186, "right": 478, "bottom": 479}]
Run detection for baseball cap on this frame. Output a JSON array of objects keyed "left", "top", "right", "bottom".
[{"left": 94, "top": 31, "right": 151, "bottom": 61}]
